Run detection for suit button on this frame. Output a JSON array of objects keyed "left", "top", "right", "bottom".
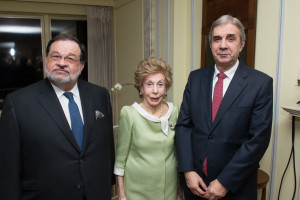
[
  {"left": 76, "top": 184, "right": 81, "bottom": 189},
  {"left": 80, "top": 159, "right": 84, "bottom": 163},
  {"left": 208, "top": 135, "right": 212, "bottom": 139}
]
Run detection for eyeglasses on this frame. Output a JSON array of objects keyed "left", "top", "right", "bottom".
[
  {"left": 49, "top": 53, "right": 80, "bottom": 64},
  {"left": 144, "top": 82, "right": 166, "bottom": 89}
]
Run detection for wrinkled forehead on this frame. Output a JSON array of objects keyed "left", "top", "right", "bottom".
[{"left": 212, "top": 23, "right": 240, "bottom": 36}]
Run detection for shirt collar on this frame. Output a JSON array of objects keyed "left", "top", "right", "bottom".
[
  {"left": 132, "top": 102, "right": 174, "bottom": 136},
  {"left": 51, "top": 83, "right": 80, "bottom": 99},
  {"left": 213, "top": 60, "right": 239, "bottom": 80}
]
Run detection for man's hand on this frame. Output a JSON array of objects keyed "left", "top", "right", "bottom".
[
  {"left": 204, "top": 179, "right": 228, "bottom": 200},
  {"left": 184, "top": 171, "right": 208, "bottom": 197}
]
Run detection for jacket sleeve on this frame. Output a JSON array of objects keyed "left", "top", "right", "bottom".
[
  {"left": 0, "top": 94, "right": 22, "bottom": 199},
  {"left": 175, "top": 74, "right": 195, "bottom": 173},
  {"left": 105, "top": 90, "right": 116, "bottom": 185}
]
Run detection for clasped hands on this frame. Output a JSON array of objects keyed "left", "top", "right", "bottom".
[{"left": 184, "top": 171, "right": 228, "bottom": 200}]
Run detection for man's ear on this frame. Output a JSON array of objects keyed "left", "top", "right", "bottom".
[
  {"left": 239, "top": 41, "right": 245, "bottom": 52},
  {"left": 80, "top": 62, "right": 85, "bottom": 72}
]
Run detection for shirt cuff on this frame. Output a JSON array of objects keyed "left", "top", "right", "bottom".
[{"left": 114, "top": 167, "right": 124, "bottom": 176}]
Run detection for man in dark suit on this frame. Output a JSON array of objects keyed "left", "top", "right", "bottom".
[
  {"left": 0, "top": 34, "right": 115, "bottom": 200},
  {"left": 175, "top": 15, "right": 273, "bottom": 200}
]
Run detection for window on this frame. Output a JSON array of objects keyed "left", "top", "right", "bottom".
[
  {"left": 0, "top": 17, "right": 43, "bottom": 109},
  {"left": 0, "top": 16, "right": 87, "bottom": 110}
]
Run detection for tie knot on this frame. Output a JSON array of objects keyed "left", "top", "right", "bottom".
[
  {"left": 217, "top": 72, "right": 227, "bottom": 79},
  {"left": 64, "top": 92, "right": 74, "bottom": 101}
]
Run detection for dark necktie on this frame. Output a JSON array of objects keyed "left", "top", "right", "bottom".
[
  {"left": 203, "top": 72, "right": 227, "bottom": 176},
  {"left": 64, "top": 92, "right": 84, "bottom": 150}
]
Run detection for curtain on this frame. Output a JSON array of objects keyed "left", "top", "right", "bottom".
[
  {"left": 87, "top": 6, "right": 114, "bottom": 90},
  {"left": 87, "top": 8, "right": 117, "bottom": 197}
]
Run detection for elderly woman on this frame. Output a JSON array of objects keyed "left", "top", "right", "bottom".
[{"left": 114, "top": 57, "right": 179, "bottom": 200}]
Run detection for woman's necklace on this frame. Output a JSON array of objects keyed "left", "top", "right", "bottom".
[
  {"left": 158, "top": 103, "right": 164, "bottom": 118},
  {"left": 141, "top": 102, "right": 164, "bottom": 118}
]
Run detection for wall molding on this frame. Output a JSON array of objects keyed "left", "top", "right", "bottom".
[
  {"left": 6, "top": 0, "right": 113, "bottom": 6},
  {"left": 268, "top": 0, "right": 285, "bottom": 199}
]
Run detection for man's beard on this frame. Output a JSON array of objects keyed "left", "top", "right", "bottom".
[{"left": 45, "top": 65, "right": 81, "bottom": 85}]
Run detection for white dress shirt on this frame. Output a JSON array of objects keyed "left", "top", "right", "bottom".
[
  {"left": 212, "top": 60, "right": 239, "bottom": 99},
  {"left": 51, "top": 83, "right": 84, "bottom": 128}
]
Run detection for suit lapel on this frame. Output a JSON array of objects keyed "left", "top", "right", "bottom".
[
  {"left": 37, "top": 79, "right": 80, "bottom": 152},
  {"left": 77, "top": 80, "right": 93, "bottom": 154},
  {"left": 200, "top": 66, "right": 214, "bottom": 129},
  {"left": 211, "top": 63, "right": 249, "bottom": 131}
]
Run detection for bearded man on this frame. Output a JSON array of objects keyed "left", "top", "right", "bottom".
[{"left": 0, "top": 34, "right": 115, "bottom": 200}]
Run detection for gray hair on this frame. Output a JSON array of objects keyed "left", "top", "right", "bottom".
[{"left": 208, "top": 15, "right": 246, "bottom": 45}]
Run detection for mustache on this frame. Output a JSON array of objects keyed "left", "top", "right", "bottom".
[
  {"left": 217, "top": 51, "right": 230, "bottom": 55},
  {"left": 52, "top": 66, "right": 70, "bottom": 73}
]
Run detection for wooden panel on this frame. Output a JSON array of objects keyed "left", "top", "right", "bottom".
[{"left": 204, "top": 0, "right": 249, "bottom": 33}]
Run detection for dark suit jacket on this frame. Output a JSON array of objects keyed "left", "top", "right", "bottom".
[
  {"left": 0, "top": 79, "right": 115, "bottom": 200},
  {"left": 175, "top": 62, "right": 273, "bottom": 200}
]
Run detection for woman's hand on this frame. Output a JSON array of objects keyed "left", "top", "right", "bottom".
[
  {"left": 118, "top": 193, "right": 127, "bottom": 200},
  {"left": 117, "top": 175, "right": 127, "bottom": 200}
]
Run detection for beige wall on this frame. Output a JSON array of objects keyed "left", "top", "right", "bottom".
[
  {"left": 273, "top": 0, "right": 300, "bottom": 199},
  {"left": 255, "top": 0, "right": 280, "bottom": 199},
  {"left": 256, "top": 0, "right": 300, "bottom": 199},
  {"left": 4, "top": 0, "right": 113, "bottom": 6},
  {"left": 113, "top": 0, "right": 143, "bottom": 123},
  {"left": 156, "top": 0, "right": 202, "bottom": 106},
  {"left": 168, "top": 0, "right": 190, "bottom": 106},
  {"left": 0, "top": 1, "right": 86, "bottom": 15},
  {"left": 0, "top": 0, "right": 114, "bottom": 14}
]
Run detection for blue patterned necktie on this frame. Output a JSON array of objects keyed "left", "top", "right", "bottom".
[{"left": 64, "top": 92, "right": 84, "bottom": 150}]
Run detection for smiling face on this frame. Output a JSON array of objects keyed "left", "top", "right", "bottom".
[
  {"left": 210, "top": 23, "right": 245, "bottom": 71},
  {"left": 140, "top": 73, "right": 166, "bottom": 108},
  {"left": 45, "top": 40, "right": 84, "bottom": 91}
]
